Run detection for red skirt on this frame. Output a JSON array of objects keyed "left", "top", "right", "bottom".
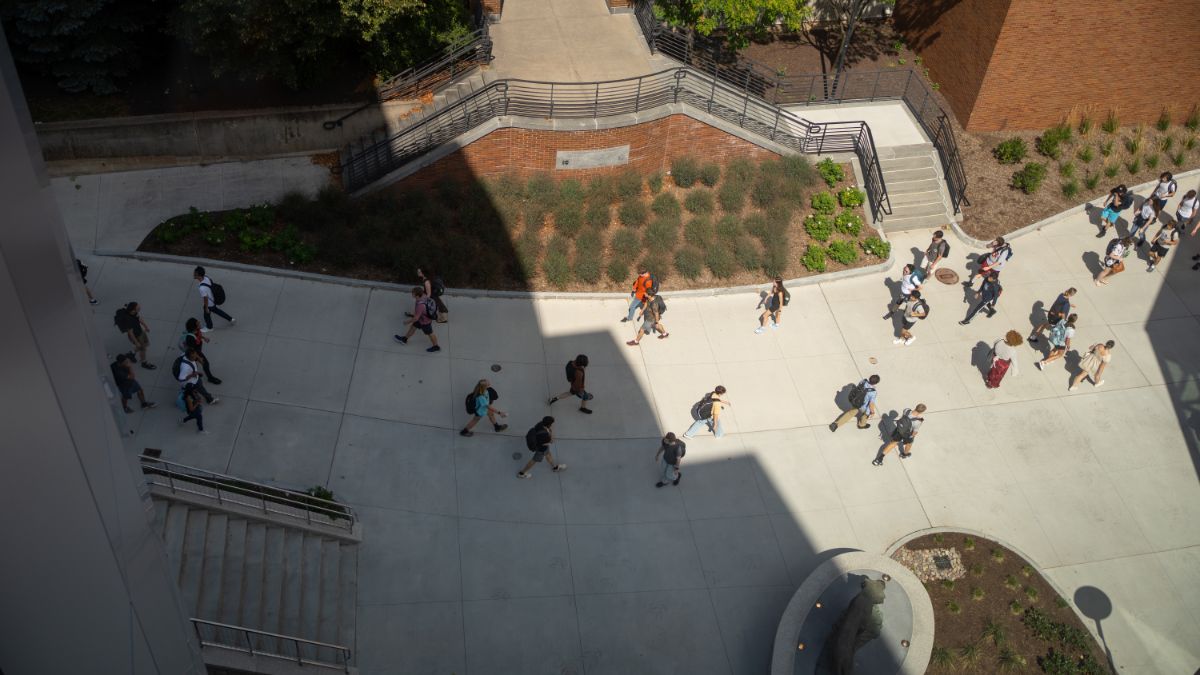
[{"left": 986, "top": 358, "right": 1010, "bottom": 388}]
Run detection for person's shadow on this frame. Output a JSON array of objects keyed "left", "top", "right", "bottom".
[
  {"left": 877, "top": 409, "right": 900, "bottom": 446},
  {"left": 1029, "top": 300, "right": 1046, "bottom": 334},
  {"left": 882, "top": 276, "right": 902, "bottom": 319},
  {"left": 1073, "top": 586, "right": 1118, "bottom": 674},
  {"left": 970, "top": 341, "right": 992, "bottom": 381},
  {"left": 755, "top": 289, "right": 767, "bottom": 311},
  {"left": 1082, "top": 251, "right": 1103, "bottom": 276},
  {"left": 910, "top": 246, "right": 925, "bottom": 269},
  {"left": 833, "top": 382, "right": 856, "bottom": 411}
]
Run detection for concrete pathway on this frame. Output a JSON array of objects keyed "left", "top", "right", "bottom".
[
  {"left": 67, "top": 174, "right": 1200, "bottom": 673},
  {"left": 784, "top": 101, "right": 927, "bottom": 148}
]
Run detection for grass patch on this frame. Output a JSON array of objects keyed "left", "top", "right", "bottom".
[
  {"left": 683, "top": 190, "right": 715, "bottom": 215},
  {"left": 618, "top": 199, "right": 649, "bottom": 228},
  {"left": 684, "top": 215, "right": 714, "bottom": 248},
  {"left": 610, "top": 228, "right": 641, "bottom": 260},
  {"left": 674, "top": 246, "right": 705, "bottom": 279},
  {"left": 671, "top": 155, "right": 700, "bottom": 187},
  {"left": 574, "top": 231, "right": 603, "bottom": 284}
]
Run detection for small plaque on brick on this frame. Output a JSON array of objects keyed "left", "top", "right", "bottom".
[{"left": 556, "top": 145, "right": 630, "bottom": 170}]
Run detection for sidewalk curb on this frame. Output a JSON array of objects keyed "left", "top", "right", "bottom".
[{"left": 948, "top": 168, "right": 1200, "bottom": 249}]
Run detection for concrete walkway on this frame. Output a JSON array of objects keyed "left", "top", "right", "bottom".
[{"left": 67, "top": 174, "right": 1200, "bottom": 673}]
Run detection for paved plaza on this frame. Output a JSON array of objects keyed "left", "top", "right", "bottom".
[{"left": 59, "top": 160, "right": 1200, "bottom": 674}]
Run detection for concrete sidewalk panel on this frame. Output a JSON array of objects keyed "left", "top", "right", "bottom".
[
  {"left": 920, "top": 485, "right": 1061, "bottom": 569},
  {"left": 91, "top": 258, "right": 193, "bottom": 323},
  {"left": 453, "top": 434, "right": 566, "bottom": 525},
  {"left": 344, "top": 347, "right": 453, "bottom": 426},
  {"left": 355, "top": 506, "right": 460, "bottom": 605},
  {"left": 328, "top": 416, "right": 458, "bottom": 516},
  {"left": 783, "top": 353, "right": 864, "bottom": 425},
  {"left": 842, "top": 498, "right": 929, "bottom": 552},
  {"left": 450, "top": 357, "right": 549, "bottom": 436},
  {"left": 442, "top": 296, "right": 546, "bottom": 365},
  {"left": 745, "top": 428, "right": 842, "bottom": 515},
  {"left": 816, "top": 422, "right": 919, "bottom": 508},
  {"left": 541, "top": 360, "right": 661, "bottom": 440},
  {"left": 897, "top": 407, "right": 1020, "bottom": 499},
  {"left": 850, "top": 342, "right": 973, "bottom": 414},
  {"left": 250, "top": 336, "right": 356, "bottom": 412},
  {"left": 677, "top": 452, "right": 768, "bottom": 521},
  {"left": 1112, "top": 462, "right": 1200, "bottom": 551},
  {"left": 134, "top": 386, "right": 246, "bottom": 474},
  {"left": 227, "top": 400, "right": 341, "bottom": 487},
  {"left": 354, "top": 601, "right": 465, "bottom": 675},
  {"left": 689, "top": 515, "right": 789, "bottom": 588},
  {"left": 1021, "top": 470, "right": 1154, "bottom": 567},
  {"left": 1060, "top": 386, "right": 1192, "bottom": 472},
  {"left": 1110, "top": 317, "right": 1200, "bottom": 386},
  {"left": 177, "top": 268, "right": 284, "bottom": 335},
  {"left": 710, "top": 585, "right": 794, "bottom": 675},
  {"left": 270, "top": 278, "right": 370, "bottom": 347},
  {"left": 557, "top": 438, "right": 688, "bottom": 525},
  {"left": 715, "top": 358, "right": 811, "bottom": 430},
  {"left": 566, "top": 522, "right": 705, "bottom": 594},
  {"left": 462, "top": 596, "right": 584, "bottom": 675},
  {"left": 769, "top": 509, "right": 860, "bottom": 584},
  {"left": 575, "top": 589, "right": 729, "bottom": 675},
  {"left": 458, "top": 518, "right": 573, "bottom": 601}
]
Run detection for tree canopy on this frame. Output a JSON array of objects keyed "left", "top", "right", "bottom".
[{"left": 655, "top": 0, "right": 813, "bottom": 49}]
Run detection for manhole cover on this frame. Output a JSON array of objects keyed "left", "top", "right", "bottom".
[
  {"left": 935, "top": 268, "right": 960, "bottom": 284},
  {"left": 491, "top": 364, "right": 502, "bottom": 372},
  {"left": 933, "top": 554, "right": 953, "bottom": 571},
  {"left": 511, "top": 452, "right": 523, "bottom": 460}
]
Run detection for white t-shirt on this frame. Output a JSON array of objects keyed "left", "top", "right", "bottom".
[
  {"left": 177, "top": 358, "right": 200, "bottom": 387},
  {"left": 1137, "top": 201, "right": 1155, "bottom": 221},
  {"left": 198, "top": 276, "right": 215, "bottom": 305},
  {"left": 1153, "top": 180, "right": 1177, "bottom": 199},
  {"left": 899, "top": 273, "right": 921, "bottom": 295},
  {"left": 1178, "top": 196, "right": 1198, "bottom": 219}
]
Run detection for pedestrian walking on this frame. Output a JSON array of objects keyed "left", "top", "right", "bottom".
[
  {"left": 628, "top": 292, "right": 668, "bottom": 345},
  {"left": 193, "top": 267, "right": 235, "bottom": 332},
  {"left": 965, "top": 237, "right": 1013, "bottom": 287},
  {"left": 110, "top": 353, "right": 156, "bottom": 413},
  {"left": 178, "top": 383, "right": 206, "bottom": 434},
  {"left": 1070, "top": 340, "right": 1115, "bottom": 390},
  {"left": 1129, "top": 198, "right": 1157, "bottom": 246},
  {"left": 1029, "top": 288, "right": 1075, "bottom": 343},
  {"left": 1149, "top": 172, "right": 1178, "bottom": 215},
  {"left": 872, "top": 404, "right": 926, "bottom": 465},
  {"left": 893, "top": 289, "right": 928, "bottom": 346},
  {"left": 654, "top": 432, "right": 687, "bottom": 487},
  {"left": 830, "top": 375, "right": 879, "bottom": 431},
  {"left": 755, "top": 276, "right": 788, "bottom": 333},
  {"left": 113, "top": 302, "right": 156, "bottom": 370},
  {"left": 76, "top": 258, "right": 98, "bottom": 305},
  {"left": 173, "top": 347, "right": 218, "bottom": 405},
  {"left": 683, "top": 386, "right": 728, "bottom": 439},
  {"left": 621, "top": 267, "right": 658, "bottom": 323},
  {"left": 885, "top": 264, "right": 923, "bottom": 318},
  {"left": 1146, "top": 222, "right": 1179, "bottom": 272},
  {"left": 1094, "top": 236, "right": 1132, "bottom": 285},
  {"left": 1095, "top": 184, "right": 1133, "bottom": 237},
  {"left": 986, "top": 330, "right": 1024, "bottom": 388},
  {"left": 408, "top": 267, "right": 448, "bottom": 323},
  {"left": 517, "top": 416, "right": 566, "bottom": 479},
  {"left": 922, "top": 230, "right": 950, "bottom": 274},
  {"left": 394, "top": 286, "right": 441, "bottom": 352},
  {"left": 1172, "top": 189, "right": 1198, "bottom": 234},
  {"left": 549, "top": 354, "right": 593, "bottom": 413},
  {"left": 180, "top": 318, "right": 222, "bottom": 384},
  {"left": 460, "top": 379, "right": 508, "bottom": 436},
  {"left": 1036, "top": 313, "right": 1077, "bottom": 370},
  {"left": 959, "top": 271, "right": 1003, "bottom": 325}
]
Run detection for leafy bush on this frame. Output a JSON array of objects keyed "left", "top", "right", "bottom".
[
  {"left": 1102, "top": 110, "right": 1119, "bottom": 134},
  {"left": 1077, "top": 146, "right": 1095, "bottom": 163},
  {"left": 827, "top": 240, "right": 858, "bottom": 264},
  {"left": 718, "top": 181, "right": 746, "bottom": 214},
  {"left": 554, "top": 204, "right": 584, "bottom": 238},
  {"left": 286, "top": 242, "right": 316, "bottom": 264},
  {"left": 804, "top": 214, "right": 834, "bottom": 242},
  {"left": 1011, "top": 162, "right": 1048, "bottom": 194},
  {"left": 684, "top": 190, "right": 715, "bottom": 215},
  {"left": 734, "top": 235, "right": 760, "bottom": 271},
  {"left": 671, "top": 155, "right": 700, "bottom": 187},
  {"left": 610, "top": 228, "right": 641, "bottom": 259},
  {"left": 811, "top": 191, "right": 837, "bottom": 214},
  {"left": 1061, "top": 180, "right": 1080, "bottom": 199},
  {"left": 585, "top": 200, "right": 611, "bottom": 229},
  {"left": 606, "top": 258, "right": 629, "bottom": 284},
  {"left": 994, "top": 138, "right": 1028, "bottom": 164},
  {"left": 715, "top": 215, "right": 741, "bottom": 240},
  {"left": 543, "top": 237, "right": 572, "bottom": 287},
  {"left": 801, "top": 245, "right": 827, "bottom": 272},
  {"left": 618, "top": 199, "right": 649, "bottom": 227},
  {"left": 651, "top": 192, "right": 682, "bottom": 221},
  {"left": 699, "top": 162, "right": 721, "bottom": 187},
  {"left": 780, "top": 155, "right": 818, "bottom": 187},
  {"left": 674, "top": 246, "right": 705, "bottom": 279},
  {"left": 616, "top": 169, "right": 642, "bottom": 199},
  {"left": 1156, "top": 108, "right": 1171, "bottom": 131},
  {"left": 838, "top": 187, "right": 866, "bottom": 208},
  {"left": 1036, "top": 123, "right": 1072, "bottom": 159},
  {"left": 643, "top": 218, "right": 678, "bottom": 251},
  {"left": 587, "top": 175, "right": 618, "bottom": 205},
  {"left": 684, "top": 216, "right": 713, "bottom": 248},
  {"left": 648, "top": 172, "right": 664, "bottom": 194},
  {"left": 834, "top": 210, "right": 863, "bottom": 236},
  {"left": 817, "top": 157, "right": 845, "bottom": 186},
  {"left": 726, "top": 157, "right": 756, "bottom": 184},
  {"left": 706, "top": 246, "right": 735, "bottom": 278},
  {"left": 239, "top": 227, "right": 272, "bottom": 253},
  {"left": 860, "top": 236, "right": 890, "bottom": 258},
  {"left": 574, "top": 231, "right": 603, "bottom": 283}
]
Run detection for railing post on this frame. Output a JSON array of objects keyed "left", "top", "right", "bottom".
[
  {"left": 167, "top": 471, "right": 175, "bottom": 493},
  {"left": 771, "top": 108, "right": 779, "bottom": 140},
  {"left": 294, "top": 638, "right": 302, "bottom": 664},
  {"left": 549, "top": 82, "right": 554, "bottom": 117},
  {"left": 594, "top": 83, "right": 600, "bottom": 118},
  {"left": 635, "top": 76, "right": 642, "bottom": 111},
  {"left": 708, "top": 73, "right": 716, "bottom": 113},
  {"left": 245, "top": 629, "right": 254, "bottom": 656}
]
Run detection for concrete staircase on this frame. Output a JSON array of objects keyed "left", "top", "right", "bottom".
[
  {"left": 385, "top": 69, "right": 499, "bottom": 136},
  {"left": 877, "top": 143, "right": 956, "bottom": 233},
  {"left": 152, "top": 498, "right": 358, "bottom": 670}
]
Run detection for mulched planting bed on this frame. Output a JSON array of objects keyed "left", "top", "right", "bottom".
[
  {"left": 139, "top": 154, "right": 890, "bottom": 292},
  {"left": 893, "top": 533, "right": 1108, "bottom": 674}
]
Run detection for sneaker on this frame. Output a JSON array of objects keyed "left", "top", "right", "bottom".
[
  {"left": 829, "top": 423, "right": 838, "bottom": 432},
  {"left": 548, "top": 396, "right": 558, "bottom": 405},
  {"left": 672, "top": 473, "right": 681, "bottom": 486},
  {"left": 426, "top": 345, "right": 441, "bottom": 352},
  {"left": 1147, "top": 264, "right": 1156, "bottom": 272},
  {"left": 903, "top": 336, "right": 915, "bottom": 346},
  {"left": 207, "top": 377, "right": 222, "bottom": 385},
  {"left": 771, "top": 322, "right": 779, "bottom": 330},
  {"left": 754, "top": 327, "right": 765, "bottom": 334},
  {"left": 197, "top": 429, "right": 209, "bottom": 435},
  {"left": 123, "top": 407, "right": 134, "bottom": 414},
  {"left": 627, "top": 340, "right": 639, "bottom": 346},
  {"left": 578, "top": 407, "right": 593, "bottom": 414},
  {"left": 494, "top": 424, "right": 508, "bottom": 432},
  {"left": 657, "top": 333, "right": 669, "bottom": 339},
  {"left": 620, "top": 317, "right": 630, "bottom": 323},
  {"left": 200, "top": 327, "right": 212, "bottom": 333},
  {"left": 89, "top": 298, "right": 99, "bottom": 305},
  {"left": 1094, "top": 380, "right": 1105, "bottom": 387},
  {"left": 209, "top": 398, "right": 221, "bottom": 405},
  {"left": 552, "top": 464, "right": 567, "bottom": 472},
  {"left": 859, "top": 423, "right": 873, "bottom": 430},
  {"left": 517, "top": 472, "right": 531, "bottom": 480},
  {"left": 899, "top": 452, "right": 911, "bottom": 458},
  {"left": 141, "top": 362, "right": 157, "bottom": 370},
  {"left": 1068, "top": 385, "right": 1078, "bottom": 392},
  {"left": 1035, "top": 361, "right": 1044, "bottom": 371},
  {"left": 958, "top": 320, "right": 970, "bottom": 326},
  {"left": 656, "top": 482, "right": 666, "bottom": 488},
  {"left": 141, "top": 401, "right": 157, "bottom": 409},
  {"left": 229, "top": 318, "right": 237, "bottom": 326},
  {"left": 892, "top": 338, "right": 904, "bottom": 344},
  {"left": 394, "top": 335, "right": 407, "bottom": 344},
  {"left": 1028, "top": 335, "right": 1039, "bottom": 343},
  {"left": 460, "top": 429, "right": 474, "bottom": 437},
  {"left": 871, "top": 458, "right": 883, "bottom": 466}
]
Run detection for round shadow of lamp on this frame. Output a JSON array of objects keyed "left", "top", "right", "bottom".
[{"left": 1074, "top": 585, "right": 1116, "bottom": 674}]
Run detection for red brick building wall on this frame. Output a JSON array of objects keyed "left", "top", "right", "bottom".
[
  {"left": 391, "top": 114, "right": 780, "bottom": 189},
  {"left": 895, "top": 0, "right": 1196, "bottom": 132}
]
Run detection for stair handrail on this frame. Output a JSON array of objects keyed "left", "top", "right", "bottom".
[
  {"left": 191, "top": 618, "right": 352, "bottom": 672},
  {"left": 375, "top": 25, "right": 494, "bottom": 102},
  {"left": 141, "top": 456, "right": 356, "bottom": 532}
]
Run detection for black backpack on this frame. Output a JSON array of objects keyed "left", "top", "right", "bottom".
[
  {"left": 76, "top": 259, "right": 88, "bottom": 282},
  {"left": 896, "top": 413, "right": 914, "bottom": 438},
  {"left": 525, "top": 425, "right": 544, "bottom": 451},
  {"left": 202, "top": 280, "right": 226, "bottom": 306},
  {"left": 782, "top": 287, "right": 791, "bottom": 307},
  {"left": 464, "top": 387, "right": 498, "bottom": 415},
  {"left": 694, "top": 392, "right": 715, "bottom": 419},
  {"left": 565, "top": 360, "right": 577, "bottom": 383},
  {"left": 113, "top": 307, "right": 133, "bottom": 332},
  {"left": 430, "top": 277, "right": 445, "bottom": 298},
  {"left": 914, "top": 299, "right": 930, "bottom": 319},
  {"left": 848, "top": 381, "right": 873, "bottom": 408},
  {"left": 653, "top": 295, "right": 667, "bottom": 315},
  {"left": 648, "top": 274, "right": 660, "bottom": 296},
  {"left": 171, "top": 355, "right": 188, "bottom": 381},
  {"left": 941, "top": 241, "right": 951, "bottom": 258}
]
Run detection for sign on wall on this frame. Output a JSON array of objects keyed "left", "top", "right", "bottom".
[{"left": 555, "top": 145, "right": 630, "bottom": 170}]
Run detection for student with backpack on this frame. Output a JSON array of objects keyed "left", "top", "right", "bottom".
[
  {"left": 1149, "top": 172, "right": 1178, "bottom": 215},
  {"left": 76, "top": 258, "right": 98, "bottom": 305},
  {"left": 548, "top": 355, "right": 593, "bottom": 413},
  {"left": 178, "top": 383, "right": 206, "bottom": 433},
  {"left": 110, "top": 354, "right": 156, "bottom": 413},
  {"left": 394, "top": 286, "right": 441, "bottom": 352},
  {"left": 959, "top": 271, "right": 1002, "bottom": 325},
  {"left": 1096, "top": 184, "right": 1133, "bottom": 237},
  {"left": 965, "top": 237, "right": 1013, "bottom": 288},
  {"left": 193, "top": 266, "right": 235, "bottom": 332},
  {"left": 180, "top": 317, "right": 221, "bottom": 385},
  {"left": 621, "top": 267, "right": 658, "bottom": 323},
  {"left": 460, "top": 379, "right": 508, "bottom": 436},
  {"left": 517, "top": 416, "right": 566, "bottom": 479},
  {"left": 1146, "top": 222, "right": 1179, "bottom": 272},
  {"left": 1129, "top": 198, "right": 1157, "bottom": 246},
  {"left": 885, "top": 265, "right": 923, "bottom": 319},
  {"left": 682, "top": 386, "right": 728, "bottom": 439},
  {"left": 113, "top": 301, "right": 156, "bottom": 370},
  {"left": 627, "top": 292, "right": 668, "bottom": 346},
  {"left": 755, "top": 276, "right": 788, "bottom": 334},
  {"left": 872, "top": 404, "right": 926, "bottom": 465},
  {"left": 411, "top": 267, "right": 448, "bottom": 323},
  {"left": 1171, "top": 189, "right": 1198, "bottom": 234},
  {"left": 1036, "top": 313, "right": 1077, "bottom": 371},
  {"left": 830, "top": 375, "right": 879, "bottom": 431},
  {"left": 922, "top": 231, "right": 950, "bottom": 274},
  {"left": 1029, "top": 288, "right": 1076, "bottom": 343},
  {"left": 654, "top": 432, "right": 686, "bottom": 487},
  {"left": 1094, "top": 236, "right": 1132, "bottom": 285},
  {"left": 893, "top": 289, "right": 928, "bottom": 346},
  {"left": 173, "top": 347, "right": 218, "bottom": 405}
]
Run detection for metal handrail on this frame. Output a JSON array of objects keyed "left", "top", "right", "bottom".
[
  {"left": 191, "top": 618, "right": 352, "bottom": 672},
  {"left": 376, "top": 26, "right": 493, "bottom": 102},
  {"left": 140, "top": 456, "right": 356, "bottom": 532}
]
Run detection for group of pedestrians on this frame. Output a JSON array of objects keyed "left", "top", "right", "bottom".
[{"left": 1094, "top": 174, "right": 1199, "bottom": 282}]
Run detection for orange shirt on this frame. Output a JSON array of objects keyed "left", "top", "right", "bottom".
[{"left": 632, "top": 273, "right": 652, "bottom": 301}]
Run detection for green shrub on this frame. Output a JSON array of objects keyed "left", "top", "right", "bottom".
[
  {"left": 838, "top": 187, "right": 866, "bottom": 208},
  {"left": 762, "top": 245, "right": 788, "bottom": 277},
  {"left": 1102, "top": 110, "right": 1119, "bottom": 134},
  {"left": 827, "top": 240, "right": 858, "bottom": 264},
  {"left": 1103, "top": 163, "right": 1118, "bottom": 178},
  {"left": 804, "top": 214, "right": 834, "bottom": 242},
  {"left": 1160, "top": 136, "right": 1174, "bottom": 153},
  {"left": 542, "top": 237, "right": 572, "bottom": 288},
  {"left": 684, "top": 190, "right": 715, "bottom": 215},
  {"left": 671, "top": 155, "right": 700, "bottom": 187},
  {"left": 726, "top": 157, "right": 756, "bottom": 184},
  {"left": 526, "top": 173, "right": 557, "bottom": 208},
  {"left": 706, "top": 246, "right": 735, "bottom": 278},
  {"left": 286, "top": 242, "right": 316, "bottom": 264},
  {"left": 699, "top": 162, "right": 721, "bottom": 187},
  {"left": 860, "top": 236, "right": 890, "bottom": 258},
  {"left": 834, "top": 210, "right": 863, "bottom": 236},
  {"left": 717, "top": 181, "right": 745, "bottom": 214},
  {"left": 1124, "top": 136, "right": 1141, "bottom": 154},
  {"left": 1077, "top": 146, "right": 1095, "bottom": 163},
  {"left": 1083, "top": 173, "right": 1099, "bottom": 190},
  {"left": 1187, "top": 107, "right": 1200, "bottom": 132},
  {"left": 574, "top": 231, "right": 602, "bottom": 283},
  {"left": 238, "top": 227, "right": 272, "bottom": 253},
  {"left": 684, "top": 216, "right": 713, "bottom": 248},
  {"left": 616, "top": 169, "right": 642, "bottom": 199},
  {"left": 559, "top": 179, "right": 585, "bottom": 205},
  {"left": 1156, "top": 108, "right": 1171, "bottom": 131},
  {"left": 606, "top": 258, "right": 629, "bottom": 284},
  {"left": 651, "top": 192, "right": 682, "bottom": 220},
  {"left": 930, "top": 647, "right": 952, "bottom": 669},
  {"left": 618, "top": 199, "right": 649, "bottom": 227},
  {"left": 611, "top": 228, "right": 641, "bottom": 260},
  {"left": 715, "top": 214, "right": 740, "bottom": 240},
  {"left": 647, "top": 172, "right": 664, "bottom": 194},
  {"left": 1145, "top": 154, "right": 1159, "bottom": 169},
  {"left": 1077, "top": 114, "right": 1093, "bottom": 136},
  {"left": 1126, "top": 156, "right": 1141, "bottom": 174},
  {"left": 817, "top": 157, "right": 845, "bottom": 186},
  {"left": 554, "top": 204, "right": 584, "bottom": 238},
  {"left": 780, "top": 155, "right": 818, "bottom": 186},
  {"left": 1061, "top": 180, "right": 1080, "bottom": 199},
  {"left": 1099, "top": 140, "right": 1114, "bottom": 156},
  {"left": 515, "top": 228, "right": 541, "bottom": 277},
  {"left": 587, "top": 175, "right": 618, "bottom": 205},
  {"left": 751, "top": 174, "right": 780, "bottom": 208},
  {"left": 1058, "top": 162, "right": 1075, "bottom": 178},
  {"left": 523, "top": 202, "right": 550, "bottom": 231},
  {"left": 487, "top": 173, "right": 526, "bottom": 203},
  {"left": 585, "top": 200, "right": 611, "bottom": 229},
  {"left": 1036, "top": 123, "right": 1072, "bottom": 159},
  {"left": 993, "top": 137, "right": 1028, "bottom": 164},
  {"left": 811, "top": 191, "right": 837, "bottom": 214},
  {"left": 277, "top": 191, "right": 320, "bottom": 231},
  {"left": 801, "top": 245, "right": 827, "bottom": 272},
  {"left": 1011, "top": 162, "right": 1048, "bottom": 194},
  {"left": 1172, "top": 151, "right": 1186, "bottom": 166},
  {"left": 734, "top": 235, "right": 761, "bottom": 271},
  {"left": 644, "top": 217, "right": 678, "bottom": 251},
  {"left": 1187, "top": 135, "right": 1198, "bottom": 150},
  {"left": 640, "top": 253, "right": 670, "bottom": 282},
  {"left": 744, "top": 214, "right": 770, "bottom": 240},
  {"left": 674, "top": 246, "right": 705, "bottom": 279}
]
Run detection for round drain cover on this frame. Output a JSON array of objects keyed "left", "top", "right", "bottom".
[
  {"left": 491, "top": 364, "right": 502, "bottom": 372},
  {"left": 935, "top": 268, "right": 960, "bottom": 284},
  {"left": 511, "top": 452, "right": 523, "bottom": 460}
]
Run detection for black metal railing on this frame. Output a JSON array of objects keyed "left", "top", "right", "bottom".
[
  {"left": 340, "top": 67, "right": 891, "bottom": 222},
  {"left": 375, "top": 26, "right": 494, "bottom": 102}
]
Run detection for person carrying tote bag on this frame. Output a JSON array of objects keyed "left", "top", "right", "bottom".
[{"left": 987, "top": 331, "right": 1023, "bottom": 389}]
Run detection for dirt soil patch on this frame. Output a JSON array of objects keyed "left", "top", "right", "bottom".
[{"left": 894, "top": 533, "right": 1108, "bottom": 674}]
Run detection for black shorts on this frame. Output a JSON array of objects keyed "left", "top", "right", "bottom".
[
  {"left": 902, "top": 319, "right": 916, "bottom": 330},
  {"left": 890, "top": 430, "right": 913, "bottom": 443},
  {"left": 1151, "top": 243, "right": 1170, "bottom": 257},
  {"left": 118, "top": 380, "right": 142, "bottom": 398},
  {"left": 532, "top": 449, "right": 547, "bottom": 462},
  {"left": 415, "top": 322, "right": 433, "bottom": 335}
]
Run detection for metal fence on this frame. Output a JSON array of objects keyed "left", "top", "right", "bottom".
[
  {"left": 375, "top": 26, "right": 494, "bottom": 102},
  {"left": 192, "top": 618, "right": 352, "bottom": 672}
]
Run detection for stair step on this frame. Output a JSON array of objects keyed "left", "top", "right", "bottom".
[
  {"left": 219, "top": 519, "right": 248, "bottom": 627},
  {"left": 299, "top": 535, "right": 325, "bottom": 660},
  {"left": 279, "top": 530, "right": 306, "bottom": 648},
  {"left": 260, "top": 527, "right": 287, "bottom": 654},
  {"left": 179, "top": 509, "right": 210, "bottom": 615},
  {"left": 337, "top": 546, "right": 358, "bottom": 659},
  {"left": 883, "top": 143, "right": 936, "bottom": 159},
  {"left": 881, "top": 166, "right": 939, "bottom": 183},
  {"left": 888, "top": 189, "right": 946, "bottom": 207},
  {"left": 197, "top": 514, "right": 228, "bottom": 620},
  {"left": 240, "top": 523, "right": 268, "bottom": 632},
  {"left": 887, "top": 202, "right": 948, "bottom": 219},
  {"left": 317, "top": 540, "right": 342, "bottom": 662},
  {"left": 163, "top": 503, "right": 190, "bottom": 581},
  {"left": 881, "top": 212, "right": 952, "bottom": 231},
  {"left": 884, "top": 177, "right": 943, "bottom": 195},
  {"left": 879, "top": 154, "right": 935, "bottom": 172}
]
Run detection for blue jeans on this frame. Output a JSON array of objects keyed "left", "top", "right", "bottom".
[
  {"left": 684, "top": 416, "right": 724, "bottom": 438},
  {"left": 204, "top": 305, "right": 233, "bottom": 329},
  {"left": 625, "top": 295, "right": 643, "bottom": 321},
  {"left": 660, "top": 457, "right": 679, "bottom": 483}
]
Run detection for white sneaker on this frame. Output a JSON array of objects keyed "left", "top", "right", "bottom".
[
  {"left": 200, "top": 327, "right": 212, "bottom": 333},
  {"left": 754, "top": 327, "right": 765, "bottom": 334},
  {"left": 892, "top": 338, "right": 904, "bottom": 344},
  {"left": 1094, "top": 380, "right": 1105, "bottom": 387},
  {"left": 771, "top": 322, "right": 780, "bottom": 330},
  {"left": 1068, "top": 385, "right": 1078, "bottom": 391},
  {"left": 904, "top": 336, "right": 915, "bottom": 346},
  {"left": 230, "top": 318, "right": 237, "bottom": 326}
]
